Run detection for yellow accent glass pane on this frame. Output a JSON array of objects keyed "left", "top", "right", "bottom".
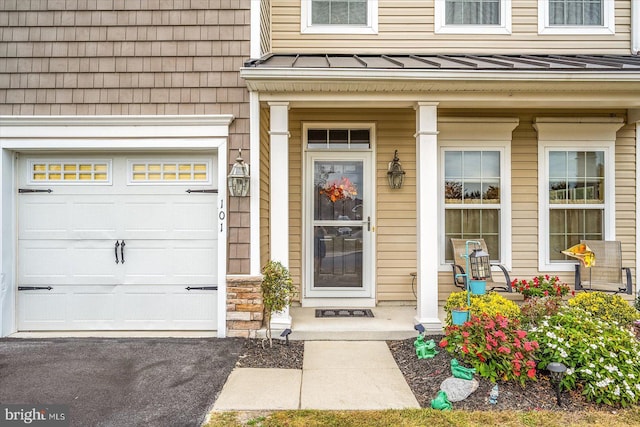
[
  {"left": 49, "top": 164, "right": 61, "bottom": 171},
  {"left": 163, "top": 164, "right": 176, "bottom": 172},
  {"left": 179, "top": 164, "right": 192, "bottom": 172},
  {"left": 164, "top": 173, "right": 176, "bottom": 180},
  {"left": 148, "top": 164, "right": 161, "bottom": 172},
  {"left": 194, "top": 164, "right": 207, "bottom": 172},
  {"left": 148, "top": 173, "right": 161, "bottom": 180},
  {"left": 64, "top": 173, "right": 76, "bottom": 180},
  {"left": 79, "top": 164, "right": 92, "bottom": 171},
  {"left": 133, "top": 173, "right": 146, "bottom": 180},
  {"left": 79, "top": 173, "right": 92, "bottom": 180},
  {"left": 194, "top": 173, "right": 207, "bottom": 180},
  {"left": 133, "top": 164, "right": 146, "bottom": 172},
  {"left": 95, "top": 164, "right": 107, "bottom": 172},
  {"left": 33, "top": 164, "right": 46, "bottom": 171},
  {"left": 49, "top": 173, "right": 61, "bottom": 180},
  {"left": 95, "top": 173, "right": 107, "bottom": 180},
  {"left": 33, "top": 173, "right": 46, "bottom": 180},
  {"left": 64, "top": 164, "right": 77, "bottom": 171},
  {"left": 179, "top": 173, "right": 191, "bottom": 180}
]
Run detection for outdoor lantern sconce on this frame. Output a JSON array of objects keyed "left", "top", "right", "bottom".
[
  {"left": 469, "top": 247, "right": 491, "bottom": 280},
  {"left": 547, "top": 362, "right": 567, "bottom": 406},
  {"left": 387, "top": 150, "right": 405, "bottom": 189},
  {"left": 227, "top": 149, "right": 250, "bottom": 197}
]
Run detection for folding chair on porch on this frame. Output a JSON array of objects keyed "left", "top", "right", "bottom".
[
  {"left": 574, "top": 240, "right": 633, "bottom": 295},
  {"left": 450, "top": 238, "right": 512, "bottom": 293}
]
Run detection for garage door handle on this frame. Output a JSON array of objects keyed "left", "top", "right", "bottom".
[
  {"left": 115, "top": 241, "right": 120, "bottom": 264},
  {"left": 120, "top": 240, "right": 125, "bottom": 264}
]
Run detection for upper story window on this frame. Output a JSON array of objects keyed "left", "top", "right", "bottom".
[
  {"left": 301, "top": 0, "right": 378, "bottom": 34},
  {"left": 538, "top": 0, "right": 615, "bottom": 35},
  {"left": 435, "top": 0, "right": 512, "bottom": 34}
]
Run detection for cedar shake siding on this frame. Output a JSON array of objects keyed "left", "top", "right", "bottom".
[{"left": 0, "top": 0, "right": 252, "bottom": 274}]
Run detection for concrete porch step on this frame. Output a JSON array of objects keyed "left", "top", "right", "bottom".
[{"left": 263, "top": 306, "right": 444, "bottom": 341}]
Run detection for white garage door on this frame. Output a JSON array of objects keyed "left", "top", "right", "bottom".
[{"left": 17, "top": 154, "right": 219, "bottom": 331}]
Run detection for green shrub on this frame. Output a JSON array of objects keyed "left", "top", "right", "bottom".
[
  {"left": 261, "top": 260, "right": 295, "bottom": 347},
  {"left": 444, "top": 291, "right": 520, "bottom": 325},
  {"left": 635, "top": 294, "right": 640, "bottom": 312},
  {"left": 530, "top": 306, "right": 640, "bottom": 407},
  {"left": 568, "top": 291, "right": 640, "bottom": 330},
  {"left": 439, "top": 313, "right": 539, "bottom": 386}
]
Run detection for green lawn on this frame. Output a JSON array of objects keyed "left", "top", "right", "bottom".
[{"left": 205, "top": 408, "right": 640, "bottom": 427}]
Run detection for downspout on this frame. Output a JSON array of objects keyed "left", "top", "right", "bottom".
[
  {"left": 633, "top": 0, "right": 640, "bottom": 55},
  {"left": 250, "top": 0, "right": 261, "bottom": 59}
]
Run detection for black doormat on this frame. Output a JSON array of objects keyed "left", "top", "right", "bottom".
[{"left": 315, "top": 309, "right": 374, "bottom": 318}]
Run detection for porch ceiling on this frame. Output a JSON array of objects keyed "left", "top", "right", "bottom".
[{"left": 240, "top": 54, "right": 640, "bottom": 109}]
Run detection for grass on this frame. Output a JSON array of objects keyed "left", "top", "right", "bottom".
[{"left": 205, "top": 407, "right": 640, "bottom": 427}]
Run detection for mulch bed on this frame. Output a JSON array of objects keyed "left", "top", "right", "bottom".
[
  {"left": 388, "top": 336, "right": 600, "bottom": 411},
  {"left": 235, "top": 336, "right": 618, "bottom": 411}
]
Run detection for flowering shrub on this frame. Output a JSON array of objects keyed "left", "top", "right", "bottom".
[
  {"left": 519, "top": 296, "right": 563, "bottom": 329},
  {"left": 443, "top": 291, "right": 520, "bottom": 325},
  {"left": 567, "top": 291, "right": 640, "bottom": 330},
  {"left": 319, "top": 177, "right": 357, "bottom": 202},
  {"left": 439, "top": 313, "right": 539, "bottom": 386},
  {"left": 510, "top": 275, "right": 571, "bottom": 299},
  {"left": 530, "top": 306, "right": 640, "bottom": 407}
]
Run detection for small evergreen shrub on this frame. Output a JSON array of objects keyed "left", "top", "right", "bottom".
[
  {"left": 568, "top": 291, "right": 640, "bottom": 330},
  {"left": 531, "top": 306, "right": 640, "bottom": 407},
  {"left": 444, "top": 291, "right": 520, "bottom": 325}
]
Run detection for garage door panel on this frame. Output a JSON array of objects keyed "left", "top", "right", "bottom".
[{"left": 18, "top": 154, "right": 219, "bottom": 332}]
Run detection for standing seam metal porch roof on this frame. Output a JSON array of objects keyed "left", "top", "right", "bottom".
[{"left": 244, "top": 54, "right": 640, "bottom": 71}]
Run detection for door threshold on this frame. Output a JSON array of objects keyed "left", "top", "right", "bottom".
[{"left": 301, "top": 297, "right": 375, "bottom": 308}]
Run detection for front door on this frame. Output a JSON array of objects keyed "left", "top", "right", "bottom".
[{"left": 306, "top": 152, "right": 374, "bottom": 299}]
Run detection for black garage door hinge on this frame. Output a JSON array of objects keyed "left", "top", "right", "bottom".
[
  {"left": 18, "top": 286, "right": 53, "bottom": 291},
  {"left": 185, "top": 189, "right": 218, "bottom": 194},
  {"left": 185, "top": 286, "right": 218, "bottom": 291},
  {"left": 18, "top": 189, "right": 52, "bottom": 194}
]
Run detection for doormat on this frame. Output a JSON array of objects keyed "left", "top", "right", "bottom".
[{"left": 315, "top": 309, "right": 374, "bottom": 318}]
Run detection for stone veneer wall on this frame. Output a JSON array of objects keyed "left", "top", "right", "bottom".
[{"left": 226, "top": 275, "right": 263, "bottom": 338}]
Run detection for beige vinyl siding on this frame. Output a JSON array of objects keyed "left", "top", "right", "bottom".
[
  {"left": 260, "top": 106, "right": 271, "bottom": 270},
  {"left": 271, "top": 0, "right": 632, "bottom": 54},
  {"left": 282, "top": 108, "right": 636, "bottom": 303}
]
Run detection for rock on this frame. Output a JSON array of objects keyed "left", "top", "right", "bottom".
[{"left": 439, "top": 376, "right": 479, "bottom": 402}]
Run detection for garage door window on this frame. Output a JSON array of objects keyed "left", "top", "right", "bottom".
[
  {"left": 128, "top": 161, "right": 211, "bottom": 184},
  {"left": 29, "top": 160, "right": 111, "bottom": 184}
]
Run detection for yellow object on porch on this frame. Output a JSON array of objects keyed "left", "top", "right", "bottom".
[{"left": 561, "top": 243, "right": 595, "bottom": 268}]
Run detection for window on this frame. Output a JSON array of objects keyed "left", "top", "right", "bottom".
[
  {"left": 301, "top": 0, "right": 378, "bottom": 34},
  {"left": 304, "top": 124, "right": 373, "bottom": 150},
  {"left": 29, "top": 160, "right": 111, "bottom": 184},
  {"left": 128, "top": 160, "right": 211, "bottom": 184},
  {"left": 438, "top": 117, "right": 517, "bottom": 270},
  {"left": 538, "top": 0, "right": 614, "bottom": 34},
  {"left": 535, "top": 117, "right": 622, "bottom": 271},
  {"left": 435, "top": 0, "right": 512, "bottom": 34},
  {"left": 443, "top": 150, "right": 502, "bottom": 262}
]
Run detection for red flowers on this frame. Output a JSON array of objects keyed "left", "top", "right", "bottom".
[{"left": 511, "top": 275, "right": 570, "bottom": 299}]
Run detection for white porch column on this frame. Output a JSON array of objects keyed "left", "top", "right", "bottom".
[
  {"left": 268, "top": 101, "right": 292, "bottom": 329},
  {"left": 633, "top": 110, "right": 640, "bottom": 299},
  {"left": 415, "top": 102, "right": 443, "bottom": 332}
]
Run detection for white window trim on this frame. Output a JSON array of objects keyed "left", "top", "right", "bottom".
[
  {"left": 301, "top": 0, "right": 378, "bottom": 34},
  {"left": 538, "top": 0, "right": 615, "bottom": 35},
  {"left": 437, "top": 117, "right": 519, "bottom": 273},
  {"left": 435, "top": 0, "right": 512, "bottom": 35},
  {"left": 535, "top": 117, "right": 624, "bottom": 271}
]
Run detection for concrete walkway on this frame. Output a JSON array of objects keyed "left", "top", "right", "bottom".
[{"left": 212, "top": 341, "right": 420, "bottom": 411}]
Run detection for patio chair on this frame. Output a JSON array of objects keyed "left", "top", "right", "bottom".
[
  {"left": 450, "top": 238, "right": 512, "bottom": 293},
  {"left": 574, "top": 240, "right": 633, "bottom": 295}
]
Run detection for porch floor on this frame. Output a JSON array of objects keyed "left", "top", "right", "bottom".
[{"left": 280, "top": 305, "right": 445, "bottom": 341}]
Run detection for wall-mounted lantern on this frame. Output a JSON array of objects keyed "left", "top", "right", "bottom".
[
  {"left": 227, "top": 149, "right": 250, "bottom": 197},
  {"left": 387, "top": 150, "right": 405, "bottom": 189}
]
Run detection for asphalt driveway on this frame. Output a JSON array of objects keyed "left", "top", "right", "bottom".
[{"left": 0, "top": 337, "right": 243, "bottom": 427}]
